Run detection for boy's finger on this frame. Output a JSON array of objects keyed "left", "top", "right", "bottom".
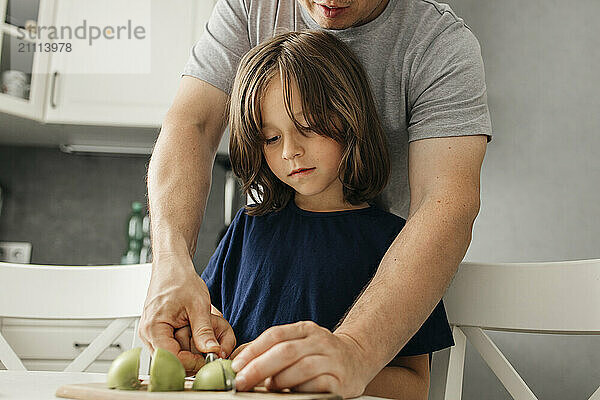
[
  {"left": 230, "top": 343, "right": 250, "bottom": 360},
  {"left": 231, "top": 322, "right": 310, "bottom": 372}
]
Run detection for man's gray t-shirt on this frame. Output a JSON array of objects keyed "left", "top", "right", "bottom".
[{"left": 183, "top": 0, "right": 492, "bottom": 219}]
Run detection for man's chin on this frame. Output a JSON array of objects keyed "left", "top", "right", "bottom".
[{"left": 312, "top": 16, "right": 353, "bottom": 30}]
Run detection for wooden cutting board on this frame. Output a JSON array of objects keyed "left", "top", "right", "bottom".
[{"left": 55, "top": 379, "right": 342, "bottom": 400}]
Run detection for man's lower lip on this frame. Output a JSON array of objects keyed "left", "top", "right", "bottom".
[{"left": 316, "top": 4, "right": 348, "bottom": 18}]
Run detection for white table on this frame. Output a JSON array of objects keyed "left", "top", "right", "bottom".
[
  {"left": 0, "top": 370, "right": 107, "bottom": 400},
  {"left": 0, "top": 371, "right": 385, "bottom": 400}
]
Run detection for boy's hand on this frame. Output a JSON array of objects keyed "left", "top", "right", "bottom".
[
  {"left": 173, "top": 313, "right": 237, "bottom": 376},
  {"left": 230, "top": 342, "right": 252, "bottom": 360},
  {"left": 230, "top": 341, "right": 267, "bottom": 388},
  {"left": 229, "top": 321, "right": 369, "bottom": 398}
]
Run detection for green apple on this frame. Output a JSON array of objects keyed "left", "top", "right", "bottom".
[
  {"left": 192, "top": 358, "right": 236, "bottom": 391},
  {"left": 147, "top": 348, "right": 186, "bottom": 391},
  {"left": 106, "top": 347, "right": 142, "bottom": 390}
]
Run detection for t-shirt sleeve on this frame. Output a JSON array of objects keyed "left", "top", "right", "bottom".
[
  {"left": 182, "top": 0, "right": 252, "bottom": 94},
  {"left": 408, "top": 22, "right": 493, "bottom": 143},
  {"left": 200, "top": 207, "right": 246, "bottom": 311}
]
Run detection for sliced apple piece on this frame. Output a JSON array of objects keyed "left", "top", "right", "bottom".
[
  {"left": 106, "top": 347, "right": 142, "bottom": 390},
  {"left": 192, "top": 358, "right": 236, "bottom": 391},
  {"left": 147, "top": 348, "right": 186, "bottom": 392}
]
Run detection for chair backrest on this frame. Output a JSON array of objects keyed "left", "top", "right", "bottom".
[
  {"left": 429, "top": 259, "right": 600, "bottom": 400},
  {"left": 0, "top": 262, "right": 152, "bottom": 373}
]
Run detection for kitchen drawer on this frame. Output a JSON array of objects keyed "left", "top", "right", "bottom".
[
  {"left": 0, "top": 318, "right": 136, "bottom": 362},
  {"left": 2, "top": 359, "right": 115, "bottom": 373}
]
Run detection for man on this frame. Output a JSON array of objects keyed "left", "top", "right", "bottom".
[{"left": 139, "top": 0, "right": 491, "bottom": 398}]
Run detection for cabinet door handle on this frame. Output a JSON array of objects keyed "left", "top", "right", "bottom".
[
  {"left": 73, "top": 342, "right": 122, "bottom": 350},
  {"left": 50, "top": 71, "right": 59, "bottom": 108}
]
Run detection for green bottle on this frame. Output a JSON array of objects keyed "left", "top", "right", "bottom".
[
  {"left": 139, "top": 213, "right": 152, "bottom": 263},
  {"left": 121, "top": 202, "right": 144, "bottom": 264}
]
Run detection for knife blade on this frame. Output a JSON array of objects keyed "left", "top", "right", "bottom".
[{"left": 204, "top": 352, "right": 236, "bottom": 392}]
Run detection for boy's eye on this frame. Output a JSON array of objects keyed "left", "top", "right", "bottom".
[{"left": 265, "top": 136, "right": 279, "bottom": 145}]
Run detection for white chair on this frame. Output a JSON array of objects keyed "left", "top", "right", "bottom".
[
  {"left": 430, "top": 259, "right": 600, "bottom": 400},
  {"left": 0, "top": 262, "right": 152, "bottom": 374}
]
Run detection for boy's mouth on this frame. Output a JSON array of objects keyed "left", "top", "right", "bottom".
[{"left": 289, "top": 167, "right": 316, "bottom": 176}]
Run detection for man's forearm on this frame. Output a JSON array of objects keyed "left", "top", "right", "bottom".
[
  {"left": 147, "top": 120, "right": 218, "bottom": 260},
  {"left": 335, "top": 194, "right": 479, "bottom": 378}
]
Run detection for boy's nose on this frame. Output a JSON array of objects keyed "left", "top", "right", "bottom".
[
  {"left": 282, "top": 138, "right": 303, "bottom": 160},
  {"left": 282, "top": 150, "right": 301, "bottom": 160}
]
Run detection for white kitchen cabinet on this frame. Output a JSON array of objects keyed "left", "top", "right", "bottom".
[
  {"left": 0, "top": 0, "right": 55, "bottom": 120},
  {"left": 0, "top": 0, "right": 216, "bottom": 128},
  {"left": 45, "top": 0, "right": 210, "bottom": 127},
  {"left": 0, "top": 317, "right": 135, "bottom": 373}
]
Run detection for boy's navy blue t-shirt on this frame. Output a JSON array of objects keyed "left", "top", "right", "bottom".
[{"left": 201, "top": 200, "right": 454, "bottom": 360}]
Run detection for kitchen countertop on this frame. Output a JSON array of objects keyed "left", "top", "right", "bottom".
[{"left": 0, "top": 371, "right": 386, "bottom": 400}]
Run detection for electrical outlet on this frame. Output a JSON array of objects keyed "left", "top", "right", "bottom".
[{"left": 0, "top": 242, "right": 32, "bottom": 263}]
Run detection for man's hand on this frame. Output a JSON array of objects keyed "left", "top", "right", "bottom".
[
  {"left": 230, "top": 321, "right": 370, "bottom": 398},
  {"left": 174, "top": 314, "right": 237, "bottom": 376},
  {"left": 138, "top": 253, "right": 236, "bottom": 374}
]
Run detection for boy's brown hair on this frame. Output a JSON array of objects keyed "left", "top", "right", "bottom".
[{"left": 229, "top": 30, "right": 390, "bottom": 216}]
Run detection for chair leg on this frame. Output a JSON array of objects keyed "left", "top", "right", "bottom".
[
  {"left": 139, "top": 345, "right": 152, "bottom": 376},
  {"left": 132, "top": 318, "right": 151, "bottom": 375},
  {"left": 0, "top": 331, "right": 26, "bottom": 371},
  {"left": 429, "top": 347, "right": 450, "bottom": 400},
  {"left": 461, "top": 327, "right": 538, "bottom": 400},
  {"left": 588, "top": 385, "right": 600, "bottom": 400},
  {"left": 444, "top": 326, "right": 467, "bottom": 400}
]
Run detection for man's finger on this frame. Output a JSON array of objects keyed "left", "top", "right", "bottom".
[
  {"left": 190, "top": 309, "right": 221, "bottom": 353},
  {"left": 138, "top": 330, "right": 154, "bottom": 354},
  {"left": 174, "top": 326, "right": 191, "bottom": 352},
  {"left": 148, "top": 322, "right": 180, "bottom": 356},
  {"left": 212, "top": 315, "right": 236, "bottom": 358},
  {"left": 178, "top": 350, "right": 206, "bottom": 377}
]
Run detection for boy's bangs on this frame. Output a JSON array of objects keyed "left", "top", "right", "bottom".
[
  {"left": 244, "top": 69, "right": 277, "bottom": 145},
  {"left": 278, "top": 59, "right": 346, "bottom": 144}
]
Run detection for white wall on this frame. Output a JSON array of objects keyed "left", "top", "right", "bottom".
[{"left": 443, "top": 0, "right": 600, "bottom": 398}]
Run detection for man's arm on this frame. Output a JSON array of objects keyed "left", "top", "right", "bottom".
[
  {"left": 335, "top": 134, "right": 487, "bottom": 379},
  {"left": 139, "top": 76, "right": 235, "bottom": 372},
  {"left": 230, "top": 134, "right": 487, "bottom": 398},
  {"left": 148, "top": 76, "right": 227, "bottom": 259}
]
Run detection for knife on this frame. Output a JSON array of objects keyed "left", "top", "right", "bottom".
[{"left": 204, "top": 352, "right": 236, "bottom": 392}]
